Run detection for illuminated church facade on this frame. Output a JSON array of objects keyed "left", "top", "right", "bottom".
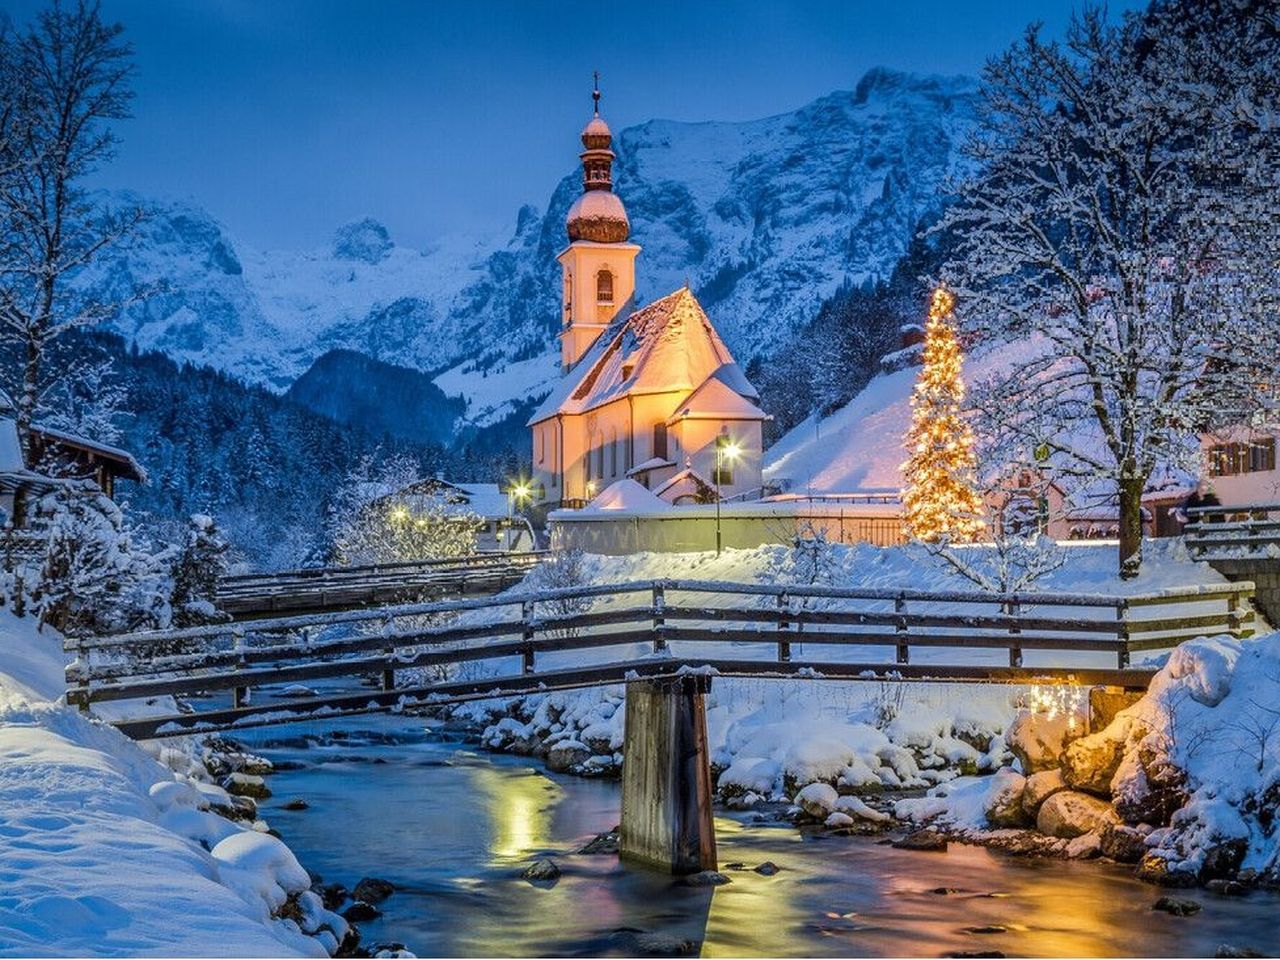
[{"left": 529, "top": 85, "right": 768, "bottom": 509}]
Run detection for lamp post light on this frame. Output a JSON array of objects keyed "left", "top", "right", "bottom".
[
  {"left": 506, "top": 481, "right": 532, "bottom": 551},
  {"left": 714, "top": 436, "right": 742, "bottom": 556}
]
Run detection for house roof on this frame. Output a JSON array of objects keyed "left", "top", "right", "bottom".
[
  {"left": 653, "top": 467, "right": 714, "bottom": 500},
  {"left": 583, "top": 478, "right": 671, "bottom": 512},
  {"left": 530, "top": 287, "right": 757, "bottom": 424},
  {"left": 31, "top": 424, "right": 147, "bottom": 484}
]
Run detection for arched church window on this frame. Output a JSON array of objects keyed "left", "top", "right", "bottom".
[
  {"left": 596, "top": 269, "right": 614, "bottom": 305},
  {"left": 610, "top": 430, "right": 618, "bottom": 476},
  {"left": 653, "top": 422, "right": 668, "bottom": 460}
]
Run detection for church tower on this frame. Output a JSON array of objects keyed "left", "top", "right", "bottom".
[{"left": 558, "top": 76, "right": 640, "bottom": 371}]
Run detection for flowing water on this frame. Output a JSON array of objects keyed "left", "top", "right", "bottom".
[{"left": 237, "top": 716, "right": 1280, "bottom": 958}]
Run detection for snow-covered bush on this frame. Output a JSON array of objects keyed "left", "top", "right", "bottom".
[
  {"left": 33, "top": 481, "right": 171, "bottom": 634},
  {"left": 520, "top": 548, "right": 592, "bottom": 637},
  {"left": 171, "top": 513, "right": 230, "bottom": 627},
  {"left": 328, "top": 454, "right": 479, "bottom": 565}
]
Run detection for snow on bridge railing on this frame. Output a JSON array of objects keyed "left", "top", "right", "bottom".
[{"left": 64, "top": 577, "right": 1255, "bottom": 731}]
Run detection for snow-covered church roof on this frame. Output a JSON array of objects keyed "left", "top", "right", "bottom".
[{"left": 529, "top": 286, "right": 764, "bottom": 424}]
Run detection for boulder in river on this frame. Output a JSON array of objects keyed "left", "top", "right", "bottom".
[
  {"left": 221, "top": 772, "right": 271, "bottom": 799},
  {"left": 795, "top": 782, "right": 838, "bottom": 820},
  {"left": 281, "top": 798, "right": 309, "bottom": 811},
  {"left": 546, "top": 740, "right": 591, "bottom": 773},
  {"left": 983, "top": 768, "right": 1028, "bottom": 828},
  {"left": 753, "top": 861, "right": 781, "bottom": 876},
  {"left": 1152, "top": 896, "right": 1202, "bottom": 916},
  {"left": 343, "top": 901, "right": 382, "bottom": 922},
  {"left": 521, "top": 858, "right": 562, "bottom": 885},
  {"left": 1036, "top": 790, "right": 1114, "bottom": 839},
  {"left": 678, "top": 870, "right": 731, "bottom": 887},
  {"left": 892, "top": 829, "right": 948, "bottom": 852},
  {"left": 1099, "top": 822, "right": 1149, "bottom": 863},
  {"left": 352, "top": 877, "right": 396, "bottom": 904},
  {"left": 1021, "top": 769, "right": 1068, "bottom": 820}
]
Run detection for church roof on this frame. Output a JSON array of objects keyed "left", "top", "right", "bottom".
[
  {"left": 530, "top": 286, "right": 759, "bottom": 424},
  {"left": 667, "top": 367, "right": 768, "bottom": 423}
]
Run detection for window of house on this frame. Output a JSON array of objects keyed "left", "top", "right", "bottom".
[
  {"left": 713, "top": 462, "right": 734, "bottom": 486},
  {"left": 1208, "top": 438, "right": 1277, "bottom": 477},
  {"left": 597, "top": 270, "right": 614, "bottom": 305},
  {"left": 610, "top": 432, "right": 618, "bottom": 476},
  {"left": 653, "top": 422, "right": 668, "bottom": 460}
]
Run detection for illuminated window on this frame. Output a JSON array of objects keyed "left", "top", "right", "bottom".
[
  {"left": 597, "top": 270, "right": 614, "bottom": 305},
  {"left": 1207, "top": 437, "right": 1276, "bottom": 476}
]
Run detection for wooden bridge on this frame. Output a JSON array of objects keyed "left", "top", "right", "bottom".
[
  {"left": 66, "top": 576, "right": 1253, "bottom": 873},
  {"left": 215, "top": 552, "right": 545, "bottom": 618},
  {"left": 1184, "top": 502, "right": 1280, "bottom": 624}
]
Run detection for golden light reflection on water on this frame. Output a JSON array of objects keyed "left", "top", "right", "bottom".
[
  {"left": 700, "top": 825, "right": 1184, "bottom": 958},
  {"left": 466, "top": 764, "right": 563, "bottom": 862}
]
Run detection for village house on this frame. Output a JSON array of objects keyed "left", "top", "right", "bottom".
[{"left": 528, "top": 85, "right": 769, "bottom": 510}]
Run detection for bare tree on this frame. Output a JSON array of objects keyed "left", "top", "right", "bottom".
[
  {"left": 0, "top": 2, "right": 138, "bottom": 459},
  {"left": 940, "top": 2, "right": 1280, "bottom": 578}
]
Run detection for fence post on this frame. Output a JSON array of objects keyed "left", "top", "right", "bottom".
[
  {"left": 1227, "top": 589, "right": 1242, "bottom": 639},
  {"left": 71, "top": 634, "right": 90, "bottom": 713},
  {"left": 777, "top": 590, "right": 791, "bottom": 663},
  {"left": 1116, "top": 599, "right": 1131, "bottom": 669},
  {"left": 522, "top": 599, "right": 536, "bottom": 674},
  {"left": 1006, "top": 596, "right": 1023, "bottom": 669},
  {"left": 652, "top": 582, "right": 667, "bottom": 654},
  {"left": 894, "top": 593, "right": 909, "bottom": 665},
  {"left": 380, "top": 614, "right": 396, "bottom": 690},
  {"left": 232, "top": 627, "right": 249, "bottom": 708}
]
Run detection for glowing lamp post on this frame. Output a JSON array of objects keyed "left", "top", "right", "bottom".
[
  {"left": 714, "top": 436, "right": 742, "bottom": 556},
  {"left": 506, "top": 481, "right": 532, "bottom": 551}
]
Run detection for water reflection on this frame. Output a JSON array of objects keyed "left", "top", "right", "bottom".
[{"left": 242, "top": 717, "right": 1280, "bottom": 959}]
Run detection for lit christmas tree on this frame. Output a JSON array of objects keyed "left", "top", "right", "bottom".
[{"left": 901, "top": 288, "right": 985, "bottom": 542}]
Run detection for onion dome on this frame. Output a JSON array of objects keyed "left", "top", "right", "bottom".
[{"left": 566, "top": 73, "right": 630, "bottom": 243}]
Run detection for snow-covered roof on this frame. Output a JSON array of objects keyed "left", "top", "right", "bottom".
[
  {"left": 654, "top": 467, "right": 712, "bottom": 499},
  {"left": 581, "top": 478, "right": 670, "bottom": 512},
  {"left": 530, "top": 287, "right": 754, "bottom": 424},
  {"left": 31, "top": 424, "right": 147, "bottom": 483},
  {"left": 627, "top": 456, "right": 674, "bottom": 476},
  {"left": 452, "top": 482, "right": 509, "bottom": 518},
  {"left": 667, "top": 369, "right": 768, "bottom": 423}
]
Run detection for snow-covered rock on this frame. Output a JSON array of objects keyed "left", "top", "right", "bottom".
[
  {"left": 1021, "top": 769, "right": 1068, "bottom": 819},
  {"left": 1006, "top": 708, "right": 1078, "bottom": 774},
  {"left": 795, "top": 782, "right": 839, "bottom": 819},
  {"left": 1061, "top": 720, "right": 1134, "bottom": 797},
  {"left": 982, "top": 768, "right": 1028, "bottom": 828},
  {"left": 1035, "top": 790, "right": 1115, "bottom": 839}
]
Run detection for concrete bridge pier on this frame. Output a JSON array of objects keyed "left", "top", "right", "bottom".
[{"left": 619, "top": 674, "right": 718, "bottom": 875}]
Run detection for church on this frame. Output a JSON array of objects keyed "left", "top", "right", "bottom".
[{"left": 529, "top": 86, "right": 768, "bottom": 509}]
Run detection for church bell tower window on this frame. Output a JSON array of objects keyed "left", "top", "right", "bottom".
[{"left": 596, "top": 269, "right": 614, "bottom": 306}]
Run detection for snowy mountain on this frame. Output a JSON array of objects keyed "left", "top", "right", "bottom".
[{"left": 87, "top": 68, "right": 978, "bottom": 430}]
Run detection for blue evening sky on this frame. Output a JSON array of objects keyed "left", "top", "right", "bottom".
[{"left": 5, "top": 1, "right": 1142, "bottom": 249}]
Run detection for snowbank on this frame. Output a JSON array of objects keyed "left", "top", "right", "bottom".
[{"left": 0, "top": 610, "right": 343, "bottom": 957}]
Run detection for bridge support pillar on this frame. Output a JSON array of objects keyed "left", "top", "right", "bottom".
[{"left": 619, "top": 674, "right": 717, "bottom": 875}]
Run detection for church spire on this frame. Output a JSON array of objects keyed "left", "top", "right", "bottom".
[{"left": 567, "top": 74, "right": 629, "bottom": 243}]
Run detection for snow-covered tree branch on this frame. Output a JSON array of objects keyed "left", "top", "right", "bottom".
[{"left": 939, "top": 1, "right": 1280, "bottom": 577}]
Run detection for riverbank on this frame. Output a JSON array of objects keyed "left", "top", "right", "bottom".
[{"left": 0, "top": 609, "right": 354, "bottom": 957}]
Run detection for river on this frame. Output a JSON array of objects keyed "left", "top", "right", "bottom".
[{"left": 236, "top": 716, "right": 1280, "bottom": 958}]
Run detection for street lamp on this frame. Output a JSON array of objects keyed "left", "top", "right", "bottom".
[
  {"left": 506, "top": 481, "right": 532, "bottom": 551},
  {"left": 714, "top": 435, "right": 742, "bottom": 556}
]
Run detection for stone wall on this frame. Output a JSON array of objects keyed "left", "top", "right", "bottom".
[{"left": 1206, "top": 557, "right": 1280, "bottom": 627}]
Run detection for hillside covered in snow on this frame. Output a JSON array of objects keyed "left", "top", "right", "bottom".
[{"left": 84, "top": 69, "right": 977, "bottom": 431}]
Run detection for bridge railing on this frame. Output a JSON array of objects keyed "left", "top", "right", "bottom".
[
  {"left": 65, "top": 578, "right": 1255, "bottom": 730},
  {"left": 213, "top": 551, "right": 546, "bottom": 616},
  {"left": 1184, "top": 502, "right": 1280, "bottom": 558}
]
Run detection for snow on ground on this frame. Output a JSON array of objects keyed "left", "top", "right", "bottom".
[
  {"left": 453, "top": 538, "right": 1235, "bottom": 800},
  {"left": 0, "top": 610, "right": 344, "bottom": 957},
  {"left": 890, "top": 631, "right": 1280, "bottom": 883}
]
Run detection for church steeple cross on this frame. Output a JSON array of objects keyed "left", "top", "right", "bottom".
[{"left": 593, "top": 70, "right": 601, "bottom": 116}]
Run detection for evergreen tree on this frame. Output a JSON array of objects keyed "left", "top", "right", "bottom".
[
  {"left": 901, "top": 288, "right": 984, "bottom": 542},
  {"left": 171, "top": 513, "right": 230, "bottom": 626}
]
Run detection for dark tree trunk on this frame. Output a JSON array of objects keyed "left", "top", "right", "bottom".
[{"left": 1118, "top": 474, "right": 1145, "bottom": 580}]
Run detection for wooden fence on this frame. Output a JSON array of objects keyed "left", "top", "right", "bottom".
[
  {"left": 1185, "top": 502, "right": 1280, "bottom": 558},
  {"left": 65, "top": 577, "right": 1255, "bottom": 738}
]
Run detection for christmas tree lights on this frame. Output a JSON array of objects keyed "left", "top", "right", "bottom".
[{"left": 901, "top": 288, "right": 985, "bottom": 542}]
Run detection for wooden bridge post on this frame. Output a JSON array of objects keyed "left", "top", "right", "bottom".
[
  {"left": 894, "top": 594, "right": 909, "bottom": 665},
  {"left": 619, "top": 674, "right": 717, "bottom": 875},
  {"left": 651, "top": 583, "right": 666, "bottom": 654},
  {"left": 232, "top": 627, "right": 249, "bottom": 708},
  {"left": 1006, "top": 597, "right": 1023, "bottom": 669},
  {"left": 777, "top": 590, "right": 791, "bottom": 662},
  {"left": 521, "top": 600, "right": 536, "bottom": 674},
  {"left": 1116, "top": 599, "right": 1131, "bottom": 669}
]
